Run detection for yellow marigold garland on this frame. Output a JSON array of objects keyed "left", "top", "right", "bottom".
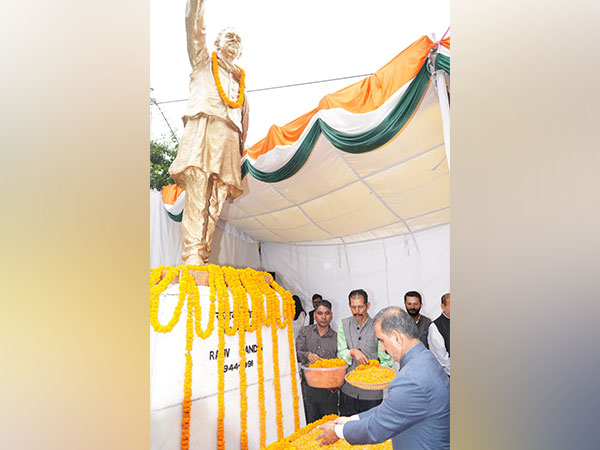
[
  {"left": 181, "top": 268, "right": 194, "bottom": 450},
  {"left": 238, "top": 268, "right": 267, "bottom": 447},
  {"left": 211, "top": 51, "right": 245, "bottom": 109},
  {"left": 150, "top": 264, "right": 301, "bottom": 450},
  {"left": 262, "top": 272, "right": 287, "bottom": 329},
  {"left": 150, "top": 265, "right": 166, "bottom": 287},
  {"left": 214, "top": 266, "right": 227, "bottom": 450},
  {"left": 258, "top": 273, "right": 285, "bottom": 439},
  {"left": 191, "top": 266, "right": 215, "bottom": 339},
  {"left": 150, "top": 266, "right": 184, "bottom": 332},
  {"left": 269, "top": 277, "right": 301, "bottom": 432},
  {"left": 223, "top": 267, "right": 249, "bottom": 450}
]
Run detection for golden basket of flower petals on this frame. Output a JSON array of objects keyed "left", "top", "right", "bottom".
[
  {"left": 345, "top": 360, "right": 396, "bottom": 390},
  {"left": 261, "top": 414, "right": 392, "bottom": 450},
  {"left": 302, "top": 359, "right": 348, "bottom": 389}
]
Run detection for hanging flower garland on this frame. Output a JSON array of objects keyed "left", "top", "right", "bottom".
[
  {"left": 238, "top": 268, "right": 267, "bottom": 447},
  {"left": 212, "top": 265, "right": 228, "bottom": 450},
  {"left": 181, "top": 267, "right": 194, "bottom": 450},
  {"left": 150, "top": 264, "right": 301, "bottom": 450},
  {"left": 150, "top": 266, "right": 184, "bottom": 332},
  {"left": 269, "top": 277, "right": 301, "bottom": 431},
  {"left": 256, "top": 274, "right": 285, "bottom": 439},
  {"left": 190, "top": 264, "right": 215, "bottom": 339},
  {"left": 211, "top": 51, "right": 245, "bottom": 109},
  {"left": 223, "top": 266, "right": 249, "bottom": 450}
]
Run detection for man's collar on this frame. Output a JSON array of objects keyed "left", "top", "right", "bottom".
[
  {"left": 312, "top": 324, "right": 333, "bottom": 337},
  {"left": 401, "top": 341, "right": 425, "bottom": 366}
]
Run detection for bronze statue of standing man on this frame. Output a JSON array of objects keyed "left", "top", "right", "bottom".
[{"left": 169, "top": 0, "right": 249, "bottom": 265}]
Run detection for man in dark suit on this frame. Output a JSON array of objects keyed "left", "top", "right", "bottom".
[{"left": 317, "top": 306, "right": 449, "bottom": 449}]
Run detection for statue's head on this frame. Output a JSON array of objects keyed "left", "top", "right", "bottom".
[{"left": 214, "top": 28, "right": 242, "bottom": 62}]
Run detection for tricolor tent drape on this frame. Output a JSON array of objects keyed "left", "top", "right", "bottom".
[{"left": 161, "top": 35, "right": 450, "bottom": 246}]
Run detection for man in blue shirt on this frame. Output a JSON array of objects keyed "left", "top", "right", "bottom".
[{"left": 317, "top": 306, "right": 449, "bottom": 450}]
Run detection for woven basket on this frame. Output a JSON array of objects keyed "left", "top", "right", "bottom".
[{"left": 344, "top": 368, "right": 395, "bottom": 390}]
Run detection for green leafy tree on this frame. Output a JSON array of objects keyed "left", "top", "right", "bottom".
[{"left": 150, "top": 136, "right": 178, "bottom": 191}]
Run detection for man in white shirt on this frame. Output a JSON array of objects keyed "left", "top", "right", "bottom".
[{"left": 428, "top": 293, "right": 450, "bottom": 376}]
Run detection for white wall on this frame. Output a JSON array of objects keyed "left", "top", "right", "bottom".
[
  {"left": 150, "top": 190, "right": 260, "bottom": 269},
  {"left": 260, "top": 224, "right": 450, "bottom": 331}
]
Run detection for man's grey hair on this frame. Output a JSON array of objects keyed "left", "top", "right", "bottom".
[{"left": 374, "top": 306, "right": 419, "bottom": 339}]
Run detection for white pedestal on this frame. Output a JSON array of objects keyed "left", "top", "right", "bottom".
[{"left": 150, "top": 284, "right": 305, "bottom": 450}]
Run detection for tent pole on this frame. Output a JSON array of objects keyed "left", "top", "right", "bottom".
[{"left": 434, "top": 70, "right": 451, "bottom": 170}]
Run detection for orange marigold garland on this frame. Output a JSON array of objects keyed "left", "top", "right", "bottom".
[
  {"left": 269, "top": 276, "right": 301, "bottom": 432},
  {"left": 223, "top": 267, "right": 249, "bottom": 450},
  {"left": 258, "top": 273, "right": 285, "bottom": 439},
  {"left": 181, "top": 267, "right": 194, "bottom": 450},
  {"left": 150, "top": 265, "right": 301, "bottom": 450},
  {"left": 238, "top": 268, "right": 267, "bottom": 447},
  {"left": 211, "top": 51, "right": 245, "bottom": 109},
  {"left": 209, "top": 265, "right": 228, "bottom": 450}
]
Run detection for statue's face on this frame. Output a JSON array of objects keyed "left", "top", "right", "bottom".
[{"left": 217, "top": 29, "right": 242, "bottom": 62}]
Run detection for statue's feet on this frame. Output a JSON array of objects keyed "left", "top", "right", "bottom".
[
  {"left": 183, "top": 254, "right": 204, "bottom": 266},
  {"left": 198, "top": 246, "right": 210, "bottom": 264}
]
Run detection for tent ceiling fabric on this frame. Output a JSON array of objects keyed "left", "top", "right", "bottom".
[
  {"left": 163, "top": 36, "right": 451, "bottom": 246},
  {"left": 222, "top": 84, "right": 449, "bottom": 244}
]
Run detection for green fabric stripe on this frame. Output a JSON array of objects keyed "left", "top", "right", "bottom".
[
  {"left": 245, "top": 123, "right": 322, "bottom": 183},
  {"left": 320, "top": 63, "right": 430, "bottom": 154},
  {"left": 436, "top": 53, "right": 450, "bottom": 74},
  {"left": 167, "top": 211, "right": 183, "bottom": 222},
  {"left": 242, "top": 62, "right": 431, "bottom": 183}
]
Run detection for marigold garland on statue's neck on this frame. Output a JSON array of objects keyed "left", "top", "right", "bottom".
[{"left": 211, "top": 51, "right": 245, "bottom": 109}]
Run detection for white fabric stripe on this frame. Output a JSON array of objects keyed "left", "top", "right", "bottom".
[
  {"left": 317, "top": 78, "right": 412, "bottom": 134},
  {"left": 163, "top": 191, "right": 185, "bottom": 216},
  {"left": 245, "top": 74, "right": 416, "bottom": 173},
  {"left": 434, "top": 71, "right": 451, "bottom": 169},
  {"left": 438, "top": 45, "right": 451, "bottom": 57}
]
